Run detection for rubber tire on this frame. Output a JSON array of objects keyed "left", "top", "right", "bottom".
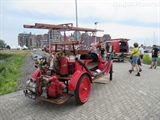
[{"left": 74, "top": 74, "right": 91, "bottom": 105}]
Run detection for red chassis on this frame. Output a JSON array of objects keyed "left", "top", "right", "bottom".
[{"left": 23, "top": 23, "right": 114, "bottom": 105}]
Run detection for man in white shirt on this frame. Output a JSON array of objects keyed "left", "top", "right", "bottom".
[{"left": 139, "top": 44, "right": 144, "bottom": 64}]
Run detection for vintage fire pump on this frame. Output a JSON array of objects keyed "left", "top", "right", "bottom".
[{"left": 23, "top": 23, "right": 114, "bottom": 105}]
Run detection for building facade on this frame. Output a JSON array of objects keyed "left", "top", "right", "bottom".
[
  {"left": 18, "top": 32, "right": 49, "bottom": 48},
  {"left": 48, "top": 30, "right": 62, "bottom": 42},
  {"left": 18, "top": 30, "right": 111, "bottom": 48},
  {"left": 18, "top": 32, "right": 30, "bottom": 47}
]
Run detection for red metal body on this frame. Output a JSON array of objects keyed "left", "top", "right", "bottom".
[
  {"left": 60, "top": 55, "right": 68, "bottom": 77},
  {"left": 48, "top": 76, "right": 65, "bottom": 97},
  {"left": 68, "top": 71, "right": 91, "bottom": 90},
  {"left": 23, "top": 23, "right": 114, "bottom": 105},
  {"left": 105, "top": 38, "right": 129, "bottom": 61},
  {"left": 31, "top": 68, "right": 41, "bottom": 81}
]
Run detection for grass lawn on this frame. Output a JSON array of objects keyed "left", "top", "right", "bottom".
[{"left": 0, "top": 50, "right": 31, "bottom": 95}]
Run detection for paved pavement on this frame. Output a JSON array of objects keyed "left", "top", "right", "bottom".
[{"left": 0, "top": 62, "right": 160, "bottom": 120}]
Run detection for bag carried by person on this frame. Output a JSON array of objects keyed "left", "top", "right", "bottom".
[{"left": 130, "top": 48, "right": 139, "bottom": 60}]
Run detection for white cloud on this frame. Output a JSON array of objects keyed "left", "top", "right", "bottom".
[
  {"left": 80, "top": 22, "right": 158, "bottom": 37},
  {"left": 79, "top": 22, "right": 159, "bottom": 46},
  {"left": 0, "top": 0, "right": 159, "bottom": 47},
  {"left": 8, "top": 0, "right": 76, "bottom": 17},
  {"left": 5, "top": 0, "right": 160, "bottom": 23}
]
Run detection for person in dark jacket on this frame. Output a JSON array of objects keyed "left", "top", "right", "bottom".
[
  {"left": 100, "top": 47, "right": 105, "bottom": 60},
  {"left": 149, "top": 45, "right": 160, "bottom": 69}
]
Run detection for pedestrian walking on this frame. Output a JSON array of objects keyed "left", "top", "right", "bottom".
[
  {"left": 139, "top": 44, "right": 144, "bottom": 64},
  {"left": 129, "top": 54, "right": 142, "bottom": 72},
  {"left": 149, "top": 45, "right": 160, "bottom": 69},
  {"left": 129, "top": 42, "right": 140, "bottom": 76}
]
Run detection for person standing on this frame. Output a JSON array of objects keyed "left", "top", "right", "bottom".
[
  {"left": 100, "top": 47, "right": 105, "bottom": 60},
  {"left": 129, "top": 42, "right": 140, "bottom": 76},
  {"left": 149, "top": 45, "right": 159, "bottom": 69},
  {"left": 139, "top": 44, "right": 144, "bottom": 64}
]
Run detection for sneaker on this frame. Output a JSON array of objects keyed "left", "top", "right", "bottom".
[
  {"left": 149, "top": 67, "right": 152, "bottom": 69},
  {"left": 154, "top": 66, "right": 156, "bottom": 69},
  {"left": 139, "top": 68, "right": 142, "bottom": 72},
  {"left": 136, "top": 72, "right": 140, "bottom": 76},
  {"left": 129, "top": 70, "right": 132, "bottom": 73}
]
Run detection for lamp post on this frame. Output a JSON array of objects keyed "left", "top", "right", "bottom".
[
  {"left": 75, "top": 0, "right": 78, "bottom": 41},
  {"left": 94, "top": 22, "right": 98, "bottom": 44},
  {"left": 95, "top": 22, "right": 98, "bottom": 29},
  {"left": 75, "top": 0, "right": 78, "bottom": 28},
  {"left": 48, "top": 30, "right": 51, "bottom": 53}
]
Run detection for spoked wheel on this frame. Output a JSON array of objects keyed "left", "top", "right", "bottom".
[
  {"left": 53, "top": 51, "right": 63, "bottom": 71},
  {"left": 75, "top": 74, "right": 91, "bottom": 105}
]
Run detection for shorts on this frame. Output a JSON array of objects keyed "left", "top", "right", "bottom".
[
  {"left": 137, "top": 58, "right": 141, "bottom": 66},
  {"left": 132, "top": 56, "right": 139, "bottom": 64},
  {"left": 130, "top": 57, "right": 141, "bottom": 65},
  {"left": 140, "top": 55, "right": 143, "bottom": 59},
  {"left": 152, "top": 57, "right": 158, "bottom": 62}
]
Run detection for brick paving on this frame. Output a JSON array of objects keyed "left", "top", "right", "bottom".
[{"left": 0, "top": 61, "right": 160, "bottom": 120}]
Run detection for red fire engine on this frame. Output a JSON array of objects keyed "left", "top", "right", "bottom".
[
  {"left": 105, "top": 38, "right": 129, "bottom": 61},
  {"left": 23, "top": 23, "right": 114, "bottom": 105}
]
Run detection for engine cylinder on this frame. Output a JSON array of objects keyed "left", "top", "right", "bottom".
[
  {"left": 48, "top": 78, "right": 65, "bottom": 98},
  {"left": 26, "top": 79, "right": 37, "bottom": 93},
  {"left": 60, "top": 55, "right": 68, "bottom": 77},
  {"left": 48, "top": 82, "right": 57, "bottom": 97}
]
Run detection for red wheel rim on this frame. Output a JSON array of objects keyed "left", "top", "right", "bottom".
[{"left": 79, "top": 76, "right": 91, "bottom": 103}]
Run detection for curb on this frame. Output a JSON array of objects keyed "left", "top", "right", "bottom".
[{"left": 0, "top": 90, "right": 23, "bottom": 100}]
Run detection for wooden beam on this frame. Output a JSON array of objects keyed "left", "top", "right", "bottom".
[
  {"left": 77, "top": 50, "right": 89, "bottom": 55},
  {"left": 50, "top": 41, "right": 79, "bottom": 45},
  {"left": 71, "top": 26, "right": 104, "bottom": 32},
  {"left": 24, "top": 23, "right": 104, "bottom": 32},
  {"left": 35, "top": 23, "right": 70, "bottom": 29},
  {"left": 23, "top": 25, "right": 35, "bottom": 28}
]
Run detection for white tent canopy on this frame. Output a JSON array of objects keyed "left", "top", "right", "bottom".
[
  {"left": 22, "top": 45, "right": 28, "bottom": 49},
  {"left": 17, "top": 45, "right": 22, "bottom": 50}
]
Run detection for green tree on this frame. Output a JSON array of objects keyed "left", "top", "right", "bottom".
[
  {"left": 6, "top": 45, "right": 11, "bottom": 49},
  {"left": 0, "top": 39, "right": 6, "bottom": 48}
]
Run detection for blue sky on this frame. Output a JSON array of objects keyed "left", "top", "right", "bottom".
[{"left": 0, "top": 0, "right": 160, "bottom": 47}]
